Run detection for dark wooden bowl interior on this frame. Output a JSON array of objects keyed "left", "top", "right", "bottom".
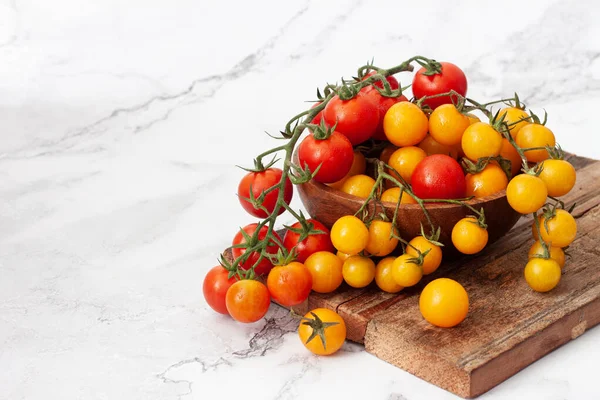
[{"left": 292, "top": 150, "right": 522, "bottom": 256}]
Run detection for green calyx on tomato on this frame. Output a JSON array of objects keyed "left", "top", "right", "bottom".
[{"left": 300, "top": 311, "right": 341, "bottom": 351}]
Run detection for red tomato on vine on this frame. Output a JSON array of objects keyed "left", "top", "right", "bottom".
[
  {"left": 362, "top": 70, "right": 400, "bottom": 90},
  {"left": 231, "top": 223, "right": 282, "bottom": 276},
  {"left": 362, "top": 86, "right": 408, "bottom": 141},
  {"left": 203, "top": 265, "right": 238, "bottom": 315},
  {"left": 237, "top": 168, "right": 293, "bottom": 218},
  {"left": 322, "top": 92, "right": 379, "bottom": 145},
  {"left": 298, "top": 131, "right": 354, "bottom": 184},
  {"left": 283, "top": 219, "right": 334, "bottom": 263},
  {"left": 412, "top": 62, "right": 467, "bottom": 110}
]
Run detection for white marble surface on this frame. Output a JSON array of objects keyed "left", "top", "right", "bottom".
[{"left": 2, "top": 1, "right": 600, "bottom": 399}]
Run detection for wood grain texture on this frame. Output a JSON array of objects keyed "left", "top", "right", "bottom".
[{"left": 222, "top": 154, "right": 600, "bottom": 399}]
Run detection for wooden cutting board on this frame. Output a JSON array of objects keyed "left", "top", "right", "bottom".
[{"left": 224, "top": 154, "right": 600, "bottom": 399}]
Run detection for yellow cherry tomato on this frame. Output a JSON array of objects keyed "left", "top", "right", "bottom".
[
  {"left": 466, "top": 113, "right": 481, "bottom": 125},
  {"left": 375, "top": 257, "right": 404, "bottom": 293},
  {"left": 465, "top": 163, "right": 509, "bottom": 198},
  {"left": 451, "top": 217, "right": 488, "bottom": 254},
  {"left": 379, "top": 144, "right": 399, "bottom": 165},
  {"left": 528, "top": 241, "right": 565, "bottom": 269},
  {"left": 304, "top": 251, "right": 344, "bottom": 293},
  {"left": 515, "top": 124, "right": 556, "bottom": 163},
  {"left": 461, "top": 122, "right": 503, "bottom": 161},
  {"left": 391, "top": 254, "right": 423, "bottom": 287},
  {"left": 419, "top": 278, "right": 469, "bottom": 328},
  {"left": 365, "top": 220, "right": 399, "bottom": 257},
  {"left": 380, "top": 187, "right": 417, "bottom": 204},
  {"left": 538, "top": 209, "right": 577, "bottom": 248},
  {"left": 328, "top": 151, "right": 367, "bottom": 190},
  {"left": 524, "top": 258, "right": 561, "bottom": 292},
  {"left": 298, "top": 308, "right": 346, "bottom": 355},
  {"left": 340, "top": 174, "right": 376, "bottom": 199},
  {"left": 506, "top": 174, "right": 548, "bottom": 214},
  {"left": 405, "top": 236, "right": 442, "bottom": 275},
  {"left": 418, "top": 134, "right": 460, "bottom": 159},
  {"left": 538, "top": 159, "right": 576, "bottom": 197},
  {"left": 383, "top": 101, "right": 428, "bottom": 147},
  {"left": 342, "top": 256, "right": 376, "bottom": 288},
  {"left": 428, "top": 104, "right": 471, "bottom": 146},
  {"left": 498, "top": 107, "right": 530, "bottom": 138},
  {"left": 499, "top": 138, "right": 523, "bottom": 177},
  {"left": 388, "top": 146, "right": 427, "bottom": 183},
  {"left": 330, "top": 215, "right": 369, "bottom": 255},
  {"left": 336, "top": 250, "right": 352, "bottom": 261}
]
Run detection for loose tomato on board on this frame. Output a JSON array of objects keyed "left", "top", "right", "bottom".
[
  {"left": 419, "top": 278, "right": 469, "bottom": 328},
  {"left": 203, "top": 265, "right": 238, "bottom": 315},
  {"left": 362, "top": 86, "right": 408, "bottom": 140},
  {"left": 465, "top": 163, "right": 509, "bottom": 198},
  {"left": 304, "top": 251, "right": 344, "bottom": 293},
  {"left": 267, "top": 262, "right": 313, "bottom": 307},
  {"left": 225, "top": 280, "right": 271, "bottom": 323},
  {"left": 323, "top": 93, "right": 379, "bottom": 145},
  {"left": 298, "top": 308, "right": 346, "bottom": 356},
  {"left": 283, "top": 219, "right": 334, "bottom": 263},
  {"left": 238, "top": 168, "right": 293, "bottom": 218},
  {"left": 383, "top": 102, "right": 429, "bottom": 147},
  {"left": 298, "top": 131, "right": 354, "bottom": 184},
  {"left": 231, "top": 223, "right": 282, "bottom": 276},
  {"left": 412, "top": 62, "right": 468, "bottom": 110},
  {"left": 411, "top": 154, "right": 466, "bottom": 200}
]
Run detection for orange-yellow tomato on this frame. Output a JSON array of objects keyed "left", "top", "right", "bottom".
[
  {"left": 375, "top": 257, "right": 404, "bottom": 293},
  {"left": 418, "top": 134, "right": 460, "bottom": 159},
  {"left": 304, "top": 251, "right": 344, "bottom": 293},
  {"left": 298, "top": 308, "right": 346, "bottom": 355},
  {"left": 524, "top": 258, "right": 561, "bottom": 293},
  {"left": 461, "top": 122, "right": 503, "bottom": 161},
  {"left": 498, "top": 107, "right": 530, "bottom": 139},
  {"left": 342, "top": 256, "right": 376, "bottom": 288},
  {"left": 336, "top": 250, "right": 352, "bottom": 261},
  {"left": 465, "top": 163, "right": 509, "bottom": 198},
  {"left": 428, "top": 104, "right": 471, "bottom": 146},
  {"left": 380, "top": 187, "right": 417, "bottom": 204},
  {"left": 328, "top": 151, "right": 367, "bottom": 189},
  {"left": 391, "top": 254, "right": 423, "bottom": 287},
  {"left": 340, "top": 174, "right": 376, "bottom": 199},
  {"left": 506, "top": 174, "right": 547, "bottom": 214},
  {"left": 538, "top": 159, "right": 576, "bottom": 197},
  {"left": 466, "top": 113, "right": 481, "bottom": 125},
  {"left": 499, "top": 138, "right": 523, "bottom": 177},
  {"left": 365, "top": 220, "right": 399, "bottom": 257},
  {"left": 330, "top": 215, "right": 369, "bottom": 255},
  {"left": 383, "top": 101, "right": 428, "bottom": 147},
  {"left": 451, "top": 217, "right": 488, "bottom": 254},
  {"left": 538, "top": 209, "right": 577, "bottom": 248},
  {"left": 388, "top": 146, "right": 427, "bottom": 183},
  {"left": 515, "top": 124, "right": 556, "bottom": 163},
  {"left": 528, "top": 241, "right": 565, "bottom": 269},
  {"left": 405, "top": 236, "right": 443, "bottom": 275},
  {"left": 419, "top": 278, "right": 469, "bottom": 328}
]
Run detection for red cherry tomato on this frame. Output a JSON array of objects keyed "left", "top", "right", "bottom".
[
  {"left": 238, "top": 168, "right": 293, "bottom": 218},
  {"left": 411, "top": 154, "right": 466, "bottom": 199},
  {"left": 267, "top": 262, "right": 313, "bottom": 307},
  {"left": 322, "top": 93, "right": 379, "bottom": 145},
  {"left": 298, "top": 131, "right": 354, "bottom": 183},
  {"left": 362, "top": 86, "right": 409, "bottom": 141},
  {"left": 310, "top": 102, "right": 323, "bottom": 125},
  {"left": 283, "top": 219, "right": 334, "bottom": 263},
  {"left": 412, "top": 62, "right": 468, "bottom": 110},
  {"left": 362, "top": 70, "right": 400, "bottom": 90},
  {"left": 231, "top": 223, "right": 282, "bottom": 276},
  {"left": 203, "top": 265, "right": 238, "bottom": 315}
]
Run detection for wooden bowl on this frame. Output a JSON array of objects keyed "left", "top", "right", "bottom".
[{"left": 292, "top": 151, "right": 522, "bottom": 255}]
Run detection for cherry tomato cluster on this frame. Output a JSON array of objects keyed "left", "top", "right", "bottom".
[{"left": 204, "top": 55, "right": 579, "bottom": 353}]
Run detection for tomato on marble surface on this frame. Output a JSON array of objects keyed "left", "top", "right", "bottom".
[
  {"left": 225, "top": 280, "right": 271, "bottom": 323},
  {"left": 203, "top": 265, "right": 237, "bottom": 315},
  {"left": 238, "top": 168, "right": 293, "bottom": 218},
  {"left": 298, "top": 308, "right": 346, "bottom": 356}
]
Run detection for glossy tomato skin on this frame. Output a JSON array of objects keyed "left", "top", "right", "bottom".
[
  {"left": 323, "top": 93, "right": 379, "bottom": 145},
  {"left": 225, "top": 280, "right": 271, "bottom": 323},
  {"left": 267, "top": 262, "right": 313, "bottom": 307},
  {"left": 203, "top": 265, "right": 238, "bottom": 315},
  {"left": 283, "top": 219, "right": 334, "bottom": 263},
  {"left": 411, "top": 154, "right": 466, "bottom": 199},
  {"left": 238, "top": 168, "right": 293, "bottom": 218},
  {"left": 362, "top": 86, "right": 408, "bottom": 140},
  {"left": 412, "top": 62, "right": 468, "bottom": 110},
  {"left": 231, "top": 223, "right": 282, "bottom": 276},
  {"left": 298, "top": 131, "right": 354, "bottom": 184},
  {"left": 310, "top": 102, "right": 323, "bottom": 125},
  {"left": 362, "top": 71, "right": 400, "bottom": 90}
]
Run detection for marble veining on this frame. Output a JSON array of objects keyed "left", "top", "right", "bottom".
[{"left": 1, "top": 0, "right": 600, "bottom": 399}]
